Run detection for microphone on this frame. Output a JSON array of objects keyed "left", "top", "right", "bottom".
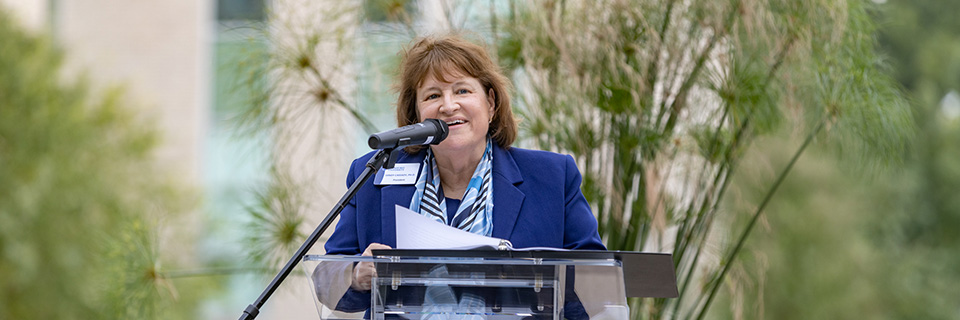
[{"left": 368, "top": 118, "right": 449, "bottom": 149}]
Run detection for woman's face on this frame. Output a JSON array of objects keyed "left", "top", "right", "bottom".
[{"left": 416, "top": 72, "right": 495, "bottom": 157}]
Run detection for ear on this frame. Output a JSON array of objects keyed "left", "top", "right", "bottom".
[{"left": 487, "top": 88, "right": 496, "bottom": 117}]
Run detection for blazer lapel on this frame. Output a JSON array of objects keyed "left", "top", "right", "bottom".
[
  {"left": 491, "top": 145, "right": 525, "bottom": 240},
  {"left": 379, "top": 150, "right": 425, "bottom": 247}
]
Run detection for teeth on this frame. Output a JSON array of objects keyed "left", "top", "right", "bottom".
[{"left": 446, "top": 120, "right": 465, "bottom": 125}]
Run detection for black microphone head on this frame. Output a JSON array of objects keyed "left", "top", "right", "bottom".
[
  {"left": 367, "top": 119, "right": 450, "bottom": 149},
  {"left": 367, "top": 134, "right": 382, "bottom": 149},
  {"left": 424, "top": 118, "right": 449, "bottom": 145}
]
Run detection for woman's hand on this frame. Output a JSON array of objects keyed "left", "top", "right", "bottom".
[{"left": 351, "top": 243, "right": 392, "bottom": 291}]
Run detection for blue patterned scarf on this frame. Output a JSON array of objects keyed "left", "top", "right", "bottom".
[{"left": 409, "top": 138, "right": 494, "bottom": 236}]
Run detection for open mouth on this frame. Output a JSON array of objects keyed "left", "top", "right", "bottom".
[{"left": 445, "top": 119, "right": 466, "bottom": 126}]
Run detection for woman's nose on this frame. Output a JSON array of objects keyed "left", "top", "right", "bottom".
[{"left": 439, "top": 95, "right": 459, "bottom": 114}]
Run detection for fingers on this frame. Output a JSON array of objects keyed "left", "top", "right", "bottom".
[
  {"left": 361, "top": 242, "right": 392, "bottom": 256},
  {"left": 352, "top": 262, "right": 375, "bottom": 291},
  {"left": 353, "top": 243, "right": 393, "bottom": 291}
]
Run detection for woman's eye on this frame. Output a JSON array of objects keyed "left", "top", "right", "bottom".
[
  {"left": 456, "top": 89, "right": 470, "bottom": 94},
  {"left": 426, "top": 94, "right": 440, "bottom": 100}
]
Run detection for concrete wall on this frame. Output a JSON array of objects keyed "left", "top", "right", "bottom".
[
  {"left": 1, "top": 0, "right": 47, "bottom": 31},
  {"left": 55, "top": 0, "right": 211, "bottom": 183}
]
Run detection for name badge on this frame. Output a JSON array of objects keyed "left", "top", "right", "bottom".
[{"left": 374, "top": 163, "right": 421, "bottom": 185}]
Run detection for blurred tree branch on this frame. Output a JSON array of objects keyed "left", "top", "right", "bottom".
[{"left": 0, "top": 7, "right": 203, "bottom": 319}]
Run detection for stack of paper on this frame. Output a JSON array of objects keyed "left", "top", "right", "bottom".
[{"left": 394, "top": 205, "right": 506, "bottom": 250}]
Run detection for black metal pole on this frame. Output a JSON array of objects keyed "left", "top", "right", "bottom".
[{"left": 238, "top": 148, "right": 394, "bottom": 320}]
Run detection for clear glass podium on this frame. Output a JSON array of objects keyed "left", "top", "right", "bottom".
[{"left": 304, "top": 250, "right": 677, "bottom": 320}]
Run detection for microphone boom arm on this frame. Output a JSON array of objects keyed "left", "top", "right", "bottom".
[{"left": 238, "top": 147, "right": 399, "bottom": 320}]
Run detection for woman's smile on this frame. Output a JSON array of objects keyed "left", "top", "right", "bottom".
[{"left": 416, "top": 73, "right": 494, "bottom": 156}]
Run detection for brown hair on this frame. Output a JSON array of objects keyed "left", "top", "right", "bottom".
[{"left": 395, "top": 34, "right": 517, "bottom": 154}]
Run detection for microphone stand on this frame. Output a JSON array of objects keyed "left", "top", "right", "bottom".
[{"left": 238, "top": 147, "right": 401, "bottom": 320}]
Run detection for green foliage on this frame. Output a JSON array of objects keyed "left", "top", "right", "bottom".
[
  {"left": 497, "top": 0, "right": 911, "bottom": 318},
  {"left": 876, "top": 0, "right": 960, "bottom": 252},
  {"left": 226, "top": 4, "right": 371, "bottom": 269},
  {"left": 363, "top": 0, "right": 417, "bottom": 23},
  {"left": 715, "top": 0, "right": 960, "bottom": 318},
  {"left": 878, "top": 0, "right": 960, "bottom": 94},
  {"left": 720, "top": 127, "right": 960, "bottom": 319},
  {"left": 243, "top": 171, "right": 307, "bottom": 269},
  {"left": 0, "top": 8, "right": 203, "bottom": 319},
  {"left": 231, "top": 3, "right": 377, "bottom": 142},
  {"left": 101, "top": 219, "right": 167, "bottom": 318}
]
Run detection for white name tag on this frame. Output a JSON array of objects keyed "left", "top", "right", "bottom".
[{"left": 374, "top": 163, "right": 421, "bottom": 185}]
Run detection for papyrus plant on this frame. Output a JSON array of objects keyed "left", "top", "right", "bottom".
[{"left": 496, "top": 0, "right": 912, "bottom": 318}]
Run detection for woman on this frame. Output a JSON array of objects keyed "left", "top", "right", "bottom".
[{"left": 319, "top": 34, "right": 605, "bottom": 316}]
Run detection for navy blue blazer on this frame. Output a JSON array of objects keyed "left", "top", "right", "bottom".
[{"left": 324, "top": 143, "right": 605, "bottom": 254}]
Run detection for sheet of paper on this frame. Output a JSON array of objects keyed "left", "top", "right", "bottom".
[{"left": 395, "top": 205, "right": 504, "bottom": 250}]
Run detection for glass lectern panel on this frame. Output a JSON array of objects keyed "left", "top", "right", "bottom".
[{"left": 303, "top": 251, "right": 629, "bottom": 320}]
